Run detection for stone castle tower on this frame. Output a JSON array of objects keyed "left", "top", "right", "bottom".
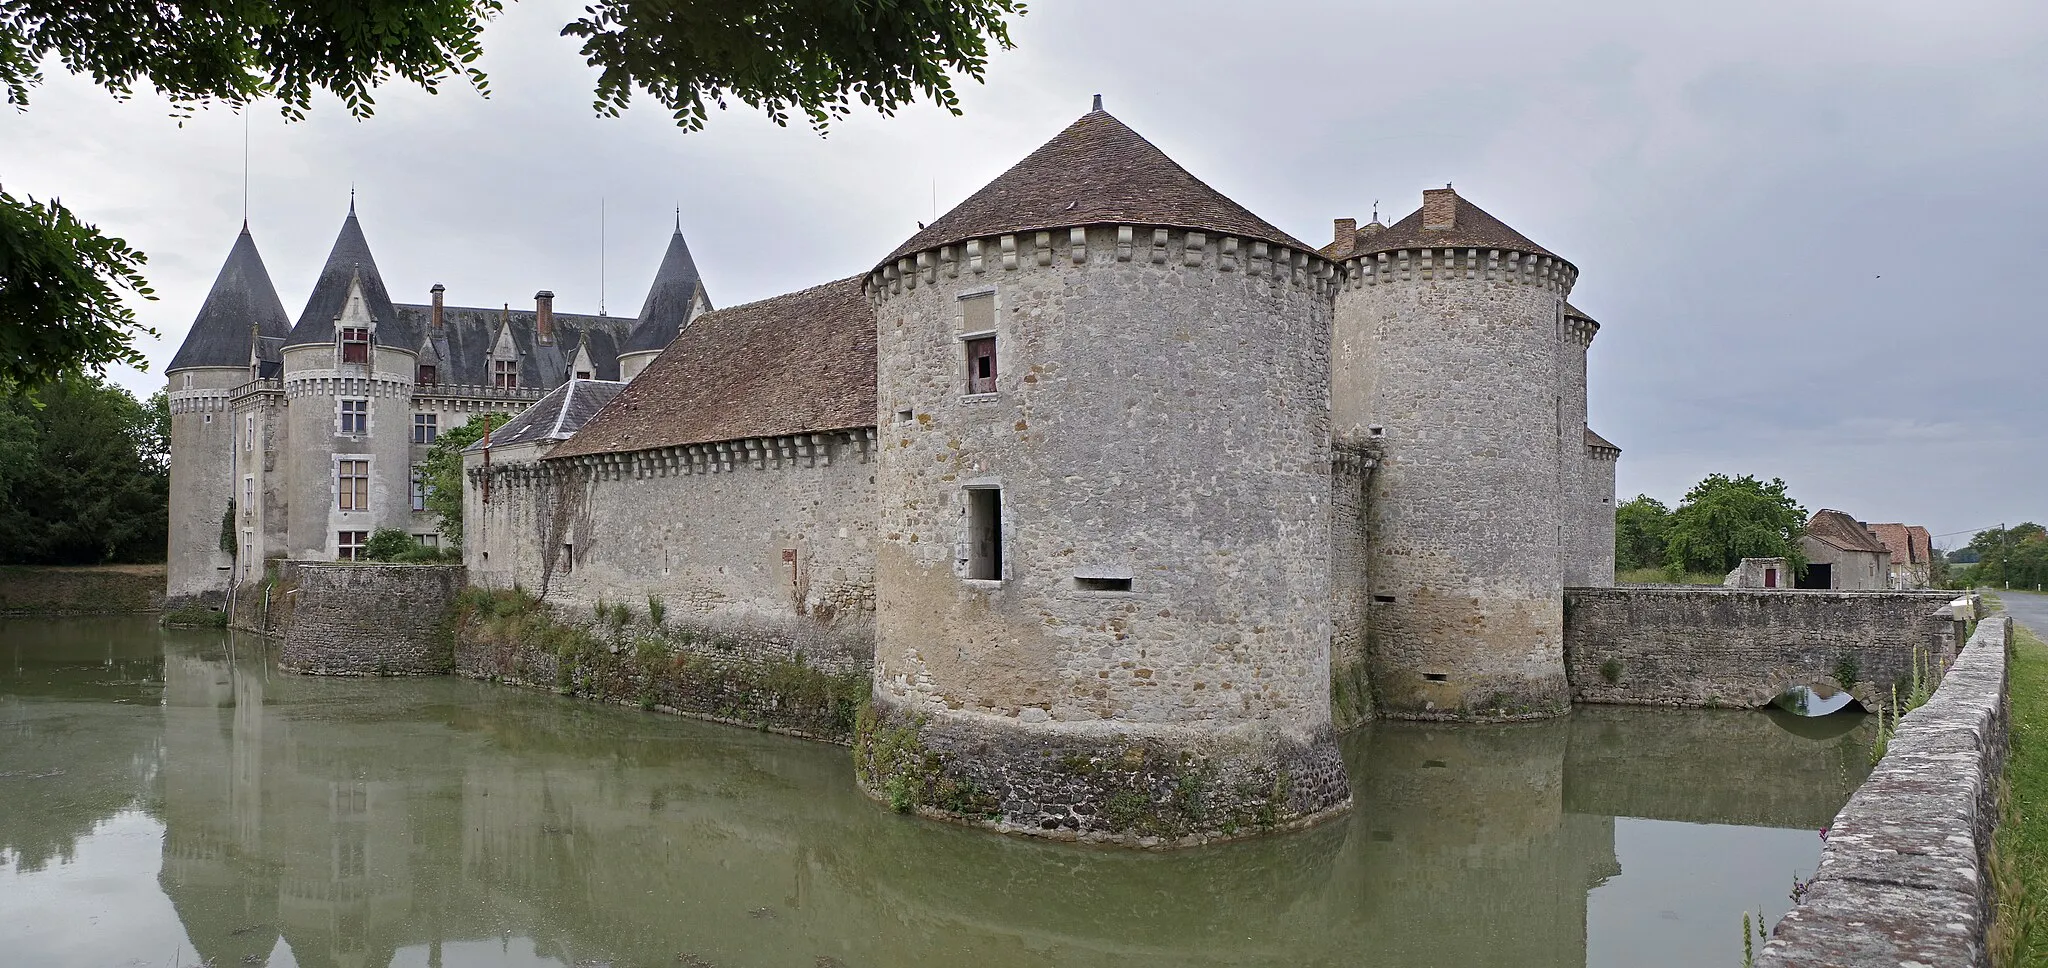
[
  {"left": 165, "top": 224, "right": 291, "bottom": 603},
  {"left": 861, "top": 105, "right": 1352, "bottom": 840},
  {"left": 1328, "top": 190, "right": 1583, "bottom": 719}
]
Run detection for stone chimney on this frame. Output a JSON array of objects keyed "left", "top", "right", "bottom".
[
  {"left": 430, "top": 283, "right": 445, "bottom": 330},
  {"left": 1332, "top": 218, "right": 1357, "bottom": 252},
  {"left": 535, "top": 290, "right": 555, "bottom": 345},
  {"left": 1422, "top": 185, "right": 1458, "bottom": 231}
]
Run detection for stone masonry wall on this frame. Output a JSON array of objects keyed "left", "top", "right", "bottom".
[
  {"left": 1757, "top": 614, "right": 2012, "bottom": 967},
  {"left": 279, "top": 563, "right": 464, "bottom": 675},
  {"left": 1563, "top": 587, "right": 1962, "bottom": 712},
  {"left": 465, "top": 438, "right": 876, "bottom": 673}
]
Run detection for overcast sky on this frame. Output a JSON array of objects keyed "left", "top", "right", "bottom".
[{"left": 2, "top": 0, "right": 2042, "bottom": 547}]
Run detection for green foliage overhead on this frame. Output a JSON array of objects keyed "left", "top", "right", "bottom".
[
  {"left": 1663, "top": 474, "right": 1807, "bottom": 575},
  {"left": 0, "top": 376, "right": 168, "bottom": 564},
  {"left": 0, "top": 190, "right": 156, "bottom": 386},
  {"left": 421, "top": 411, "right": 508, "bottom": 549},
  {"left": 1, "top": 0, "right": 1022, "bottom": 383},
  {"left": 1614, "top": 494, "right": 1671, "bottom": 572}
]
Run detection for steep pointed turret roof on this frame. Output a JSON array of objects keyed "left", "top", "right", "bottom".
[
  {"left": 167, "top": 225, "right": 291, "bottom": 371},
  {"left": 1349, "top": 187, "right": 1564, "bottom": 263},
  {"left": 620, "top": 224, "right": 709, "bottom": 356},
  {"left": 283, "top": 204, "right": 413, "bottom": 349},
  {"left": 881, "top": 106, "right": 1310, "bottom": 266}
]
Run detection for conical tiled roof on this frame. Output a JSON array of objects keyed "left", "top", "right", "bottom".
[
  {"left": 881, "top": 108, "right": 1310, "bottom": 266},
  {"left": 1349, "top": 188, "right": 1563, "bottom": 263},
  {"left": 283, "top": 205, "right": 412, "bottom": 349},
  {"left": 621, "top": 225, "right": 709, "bottom": 356},
  {"left": 166, "top": 225, "right": 291, "bottom": 371}
]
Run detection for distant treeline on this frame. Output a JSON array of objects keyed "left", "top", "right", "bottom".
[
  {"left": 1615, "top": 473, "right": 1807, "bottom": 579},
  {"left": 1956, "top": 524, "right": 2048, "bottom": 590},
  {"left": 0, "top": 377, "right": 167, "bottom": 565}
]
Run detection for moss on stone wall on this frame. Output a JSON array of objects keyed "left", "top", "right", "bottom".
[
  {"left": 454, "top": 587, "right": 870, "bottom": 742},
  {"left": 0, "top": 564, "right": 165, "bottom": 615}
]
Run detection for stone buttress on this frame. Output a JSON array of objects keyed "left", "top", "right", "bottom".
[{"left": 860, "top": 106, "right": 1351, "bottom": 844}]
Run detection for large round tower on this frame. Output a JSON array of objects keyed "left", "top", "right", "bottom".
[
  {"left": 165, "top": 225, "right": 291, "bottom": 606},
  {"left": 280, "top": 206, "right": 417, "bottom": 560},
  {"left": 859, "top": 104, "right": 1350, "bottom": 844},
  {"left": 1330, "top": 187, "right": 1578, "bottom": 720}
]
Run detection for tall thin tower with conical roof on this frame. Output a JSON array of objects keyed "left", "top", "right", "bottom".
[
  {"left": 279, "top": 204, "right": 419, "bottom": 560},
  {"left": 165, "top": 224, "right": 291, "bottom": 605},
  {"left": 617, "top": 219, "right": 710, "bottom": 381}
]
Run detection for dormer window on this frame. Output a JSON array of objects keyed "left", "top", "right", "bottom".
[
  {"left": 492, "top": 359, "right": 518, "bottom": 389},
  {"left": 417, "top": 364, "right": 438, "bottom": 384},
  {"left": 340, "top": 327, "right": 370, "bottom": 364}
]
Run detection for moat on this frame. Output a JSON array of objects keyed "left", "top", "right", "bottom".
[{"left": 2, "top": 616, "right": 1875, "bottom": 968}]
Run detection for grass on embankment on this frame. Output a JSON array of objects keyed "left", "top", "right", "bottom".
[
  {"left": 0, "top": 563, "right": 165, "bottom": 614},
  {"left": 1994, "top": 618, "right": 2046, "bottom": 966},
  {"left": 1615, "top": 567, "right": 1728, "bottom": 585}
]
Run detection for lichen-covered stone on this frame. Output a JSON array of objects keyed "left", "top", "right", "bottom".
[{"left": 279, "top": 563, "right": 464, "bottom": 675}]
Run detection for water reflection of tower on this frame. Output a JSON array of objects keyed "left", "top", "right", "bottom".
[
  {"left": 1346, "top": 721, "right": 1618, "bottom": 968},
  {"left": 159, "top": 633, "right": 281, "bottom": 968}
]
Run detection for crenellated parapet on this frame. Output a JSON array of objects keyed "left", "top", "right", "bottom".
[
  {"left": 476, "top": 428, "right": 880, "bottom": 491},
  {"left": 1565, "top": 315, "right": 1600, "bottom": 347},
  {"left": 866, "top": 224, "right": 1340, "bottom": 307},
  {"left": 167, "top": 388, "right": 233, "bottom": 415},
  {"left": 282, "top": 371, "right": 415, "bottom": 400},
  {"left": 1586, "top": 440, "right": 1621, "bottom": 462},
  {"left": 412, "top": 383, "right": 549, "bottom": 407},
  {"left": 1340, "top": 246, "right": 1578, "bottom": 295}
]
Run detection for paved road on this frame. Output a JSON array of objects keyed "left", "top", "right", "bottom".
[{"left": 1993, "top": 588, "right": 2048, "bottom": 638}]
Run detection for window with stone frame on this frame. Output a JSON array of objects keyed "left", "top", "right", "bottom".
[
  {"left": 965, "top": 337, "right": 997, "bottom": 394},
  {"left": 340, "top": 327, "right": 370, "bottom": 364},
  {"left": 337, "top": 530, "right": 368, "bottom": 560},
  {"left": 337, "top": 460, "right": 369, "bottom": 511},
  {"left": 960, "top": 291, "right": 997, "bottom": 395},
  {"left": 493, "top": 359, "right": 519, "bottom": 389},
  {"left": 965, "top": 486, "right": 1002, "bottom": 580},
  {"left": 412, "top": 412, "right": 437, "bottom": 444},
  {"left": 410, "top": 464, "right": 428, "bottom": 511},
  {"left": 417, "top": 364, "right": 438, "bottom": 384},
  {"left": 338, "top": 399, "right": 367, "bottom": 436}
]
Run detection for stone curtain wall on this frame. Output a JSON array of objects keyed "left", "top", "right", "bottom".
[
  {"left": 466, "top": 441, "right": 877, "bottom": 670},
  {"left": 279, "top": 563, "right": 465, "bottom": 675},
  {"left": 1563, "top": 587, "right": 1961, "bottom": 711},
  {"left": 1757, "top": 614, "right": 2012, "bottom": 967},
  {"left": 451, "top": 588, "right": 870, "bottom": 742}
]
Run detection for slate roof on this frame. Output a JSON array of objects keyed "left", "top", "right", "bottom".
[
  {"left": 395, "top": 304, "right": 634, "bottom": 389},
  {"left": 1348, "top": 189, "right": 1562, "bottom": 262},
  {"left": 549, "top": 275, "right": 876, "bottom": 459},
  {"left": 1564, "top": 302, "right": 1597, "bottom": 323},
  {"left": 620, "top": 226, "right": 710, "bottom": 356},
  {"left": 284, "top": 205, "right": 414, "bottom": 350},
  {"left": 1584, "top": 428, "right": 1620, "bottom": 452},
  {"left": 881, "top": 108, "right": 1310, "bottom": 266},
  {"left": 465, "top": 379, "right": 625, "bottom": 451},
  {"left": 1807, "top": 509, "right": 1890, "bottom": 555},
  {"left": 167, "top": 225, "right": 292, "bottom": 371}
]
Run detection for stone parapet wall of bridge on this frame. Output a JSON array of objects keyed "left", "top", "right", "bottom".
[{"left": 1562, "top": 587, "right": 1965, "bottom": 713}]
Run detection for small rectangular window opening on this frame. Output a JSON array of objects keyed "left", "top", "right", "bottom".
[
  {"left": 561, "top": 543, "right": 574, "bottom": 575},
  {"left": 1373, "top": 594, "right": 1397, "bottom": 604},
  {"left": 965, "top": 487, "right": 1002, "bottom": 581},
  {"left": 1422, "top": 672, "right": 1449, "bottom": 682},
  {"left": 965, "top": 337, "right": 997, "bottom": 394},
  {"left": 1075, "top": 576, "right": 1132, "bottom": 592},
  {"left": 340, "top": 327, "right": 370, "bottom": 364},
  {"left": 337, "top": 530, "right": 368, "bottom": 560},
  {"left": 338, "top": 399, "right": 368, "bottom": 436},
  {"left": 417, "top": 364, "right": 438, "bottom": 384}
]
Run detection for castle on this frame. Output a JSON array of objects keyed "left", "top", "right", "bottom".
[{"left": 168, "top": 102, "right": 1620, "bottom": 843}]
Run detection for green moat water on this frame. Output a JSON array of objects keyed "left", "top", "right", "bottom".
[{"left": 0, "top": 616, "right": 1874, "bottom": 968}]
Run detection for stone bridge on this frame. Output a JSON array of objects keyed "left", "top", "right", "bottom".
[{"left": 1562, "top": 587, "right": 1966, "bottom": 714}]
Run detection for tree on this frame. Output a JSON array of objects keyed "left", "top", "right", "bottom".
[
  {"left": 1663, "top": 474, "right": 1807, "bottom": 576},
  {"left": 0, "top": 0, "right": 1024, "bottom": 383},
  {"left": 1967, "top": 524, "right": 2048, "bottom": 590},
  {"left": 420, "top": 412, "right": 509, "bottom": 549},
  {"left": 0, "top": 376, "right": 168, "bottom": 563},
  {"left": 1613, "top": 494, "right": 1671, "bottom": 571}
]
